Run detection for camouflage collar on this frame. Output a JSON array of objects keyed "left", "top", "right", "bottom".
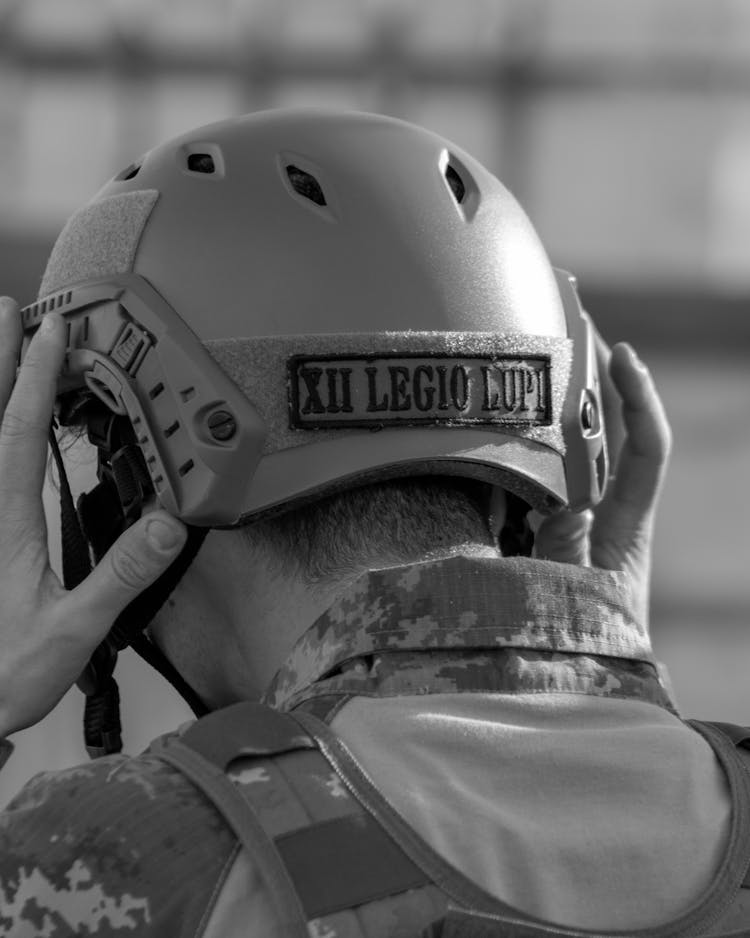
[{"left": 263, "top": 555, "right": 678, "bottom": 714}]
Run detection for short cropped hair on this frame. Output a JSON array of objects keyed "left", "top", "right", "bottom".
[
  {"left": 51, "top": 404, "right": 496, "bottom": 590},
  {"left": 241, "top": 478, "right": 495, "bottom": 589}
]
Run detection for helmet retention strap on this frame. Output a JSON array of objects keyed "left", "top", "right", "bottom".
[{"left": 49, "top": 415, "right": 209, "bottom": 760}]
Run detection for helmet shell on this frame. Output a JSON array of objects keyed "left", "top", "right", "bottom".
[
  {"left": 102, "top": 109, "right": 566, "bottom": 341},
  {"left": 39, "top": 109, "right": 607, "bottom": 523}
]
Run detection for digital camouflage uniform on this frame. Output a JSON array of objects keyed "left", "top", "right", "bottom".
[{"left": 2, "top": 556, "right": 750, "bottom": 937}]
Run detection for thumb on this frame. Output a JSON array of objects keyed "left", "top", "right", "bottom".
[
  {"left": 533, "top": 509, "right": 592, "bottom": 566},
  {"left": 63, "top": 511, "right": 188, "bottom": 639}
]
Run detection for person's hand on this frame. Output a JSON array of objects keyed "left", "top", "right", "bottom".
[
  {"left": 534, "top": 341, "right": 672, "bottom": 628},
  {"left": 0, "top": 298, "right": 188, "bottom": 738}
]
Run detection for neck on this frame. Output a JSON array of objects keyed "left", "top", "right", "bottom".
[{"left": 151, "top": 536, "right": 503, "bottom": 710}]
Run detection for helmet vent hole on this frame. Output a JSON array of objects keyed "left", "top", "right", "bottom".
[
  {"left": 445, "top": 164, "right": 466, "bottom": 204},
  {"left": 187, "top": 153, "right": 215, "bottom": 174},
  {"left": 117, "top": 161, "right": 142, "bottom": 181},
  {"left": 286, "top": 165, "right": 327, "bottom": 206}
]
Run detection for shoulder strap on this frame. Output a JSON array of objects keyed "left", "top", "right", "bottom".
[
  {"left": 151, "top": 724, "right": 310, "bottom": 938},
  {"left": 692, "top": 720, "right": 750, "bottom": 890},
  {"left": 702, "top": 721, "right": 750, "bottom": 749},
  {"left": 154, "top": 701, "right": 433, "bottom": 922},
  {"left": 179, "top": 698, "right": 316, "bottom": 766}
]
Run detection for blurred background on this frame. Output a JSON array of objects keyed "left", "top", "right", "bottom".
[{"left": 1, "top": 0, "right": 748, "bottom": 807}]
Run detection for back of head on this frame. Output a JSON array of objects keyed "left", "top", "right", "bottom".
[{"left": 240, "top": 476, "right": 498, "bottom": 594}]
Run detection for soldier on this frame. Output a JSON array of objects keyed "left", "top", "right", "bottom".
[{"left": 0, "top": 109, "right": 747, "bottom": 937}]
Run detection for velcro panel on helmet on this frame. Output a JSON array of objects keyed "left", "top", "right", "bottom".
[
  {"left": 204, "top": 332, "right": 572, "bottom": 458},
  {"left": 39, "top": 190, "right": 159, "bottom": 297}
]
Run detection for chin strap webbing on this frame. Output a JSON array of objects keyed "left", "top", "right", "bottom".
[
  {"left": 48, "top": 417, "right": 209, "bottom": 759},
  {"left": 499, "top": 492, "right": 534, "bottom": 558}
]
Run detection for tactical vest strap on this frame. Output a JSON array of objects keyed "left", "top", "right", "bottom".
[
  {"left": 152, "top": 732, "right": 310, "bottom": 938},
  {"left": 179, "top": 699, "right": 316, "bottom": 768},
  {"left": 705, "top": 722, "right": 750, "bottom": 750},
  {"left": 277, "top": 812, "right": 431, "bottom": 917},
  {"left": 693, "top": 720, "right": 750, "bottom": 890},
  {"left": 160, "top": 701, "right": 435, "bottom": 921}
]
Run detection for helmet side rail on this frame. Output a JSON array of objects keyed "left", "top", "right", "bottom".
[
  {"left": 555, "top": 269, "right": 611, "bottom": 511},
  {"left": 20, "top": 274, "right": 267, "bottom": 526},
  {"left": 20, "top": 269, "right": 612, "bottom": 524}
]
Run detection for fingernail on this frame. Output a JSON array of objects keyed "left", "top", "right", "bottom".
[
  {"left": 622, "top": 343, "right": 647, "bottom": 373},
  {"left": 146, "top": 518, "right": 184, "bottom": 551}
]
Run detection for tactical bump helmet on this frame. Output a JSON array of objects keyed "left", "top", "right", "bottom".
[
  {"left": 22, "top": 109, "right": 612, "bottom": 752},
  {"left": 31, "top": 107, "right": 608, "bottom": 527}
]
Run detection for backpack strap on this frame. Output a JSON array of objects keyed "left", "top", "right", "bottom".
[{"left": 152, "top": 701, "right": 433, "bottom": 923}]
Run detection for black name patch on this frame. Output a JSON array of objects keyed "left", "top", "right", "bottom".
[{"left": 289, "top": 355, "right": 551, "bottom": 428}]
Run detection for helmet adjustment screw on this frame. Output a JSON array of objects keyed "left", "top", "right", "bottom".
[
  {"left": 207, "top": 410, "right": 237, "bottom": 441},
  {"left": 581, "top": 399, "right": 596, "bottom": 432}
]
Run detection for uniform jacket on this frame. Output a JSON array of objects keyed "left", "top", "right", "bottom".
[{"left": 1, "top": 555, "right": 749, "bottom": 937}]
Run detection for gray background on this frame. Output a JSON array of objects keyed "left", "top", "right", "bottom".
[{"left": 1, "top": 0, "right": 748, "bottom": 807}]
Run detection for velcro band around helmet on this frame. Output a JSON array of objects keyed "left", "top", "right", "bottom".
[
  {"left": 204, "top": 331, "right": 571, "bottom": 460},
  {"left": 39, "top": 191, "right": 159, "bottom": 297}
]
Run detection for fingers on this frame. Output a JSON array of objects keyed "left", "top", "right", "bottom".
[
  {"left": 59, "top": 510, "right": 187, "bottom": 642},
  {"left": 590, "top": 342, "right": 671, "bottom": 572},
  {"left": 0, "top": 299, "right": 189, "bottom": 735},
  {"left": 0, "top": 297, "right": 22, "bottom": 415},
  {"left": 602, "top": 343, "right": 671, "bottom": 512},
  {"left": 535, "top": 342, "right": 671, "bottom": 594},
  {"left": 534, "top": 508, "right": 592, "bottom": 566},
  {"left": 0, "top": 310, "right": 66, "bottom": 507},
  {"left": 593, "top": 326, "right": 626, "bottom": 480}
]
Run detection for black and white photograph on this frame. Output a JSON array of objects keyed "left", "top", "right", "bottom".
[{"left": 0, "top": 2, "right": 748, "bottom": 935}]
